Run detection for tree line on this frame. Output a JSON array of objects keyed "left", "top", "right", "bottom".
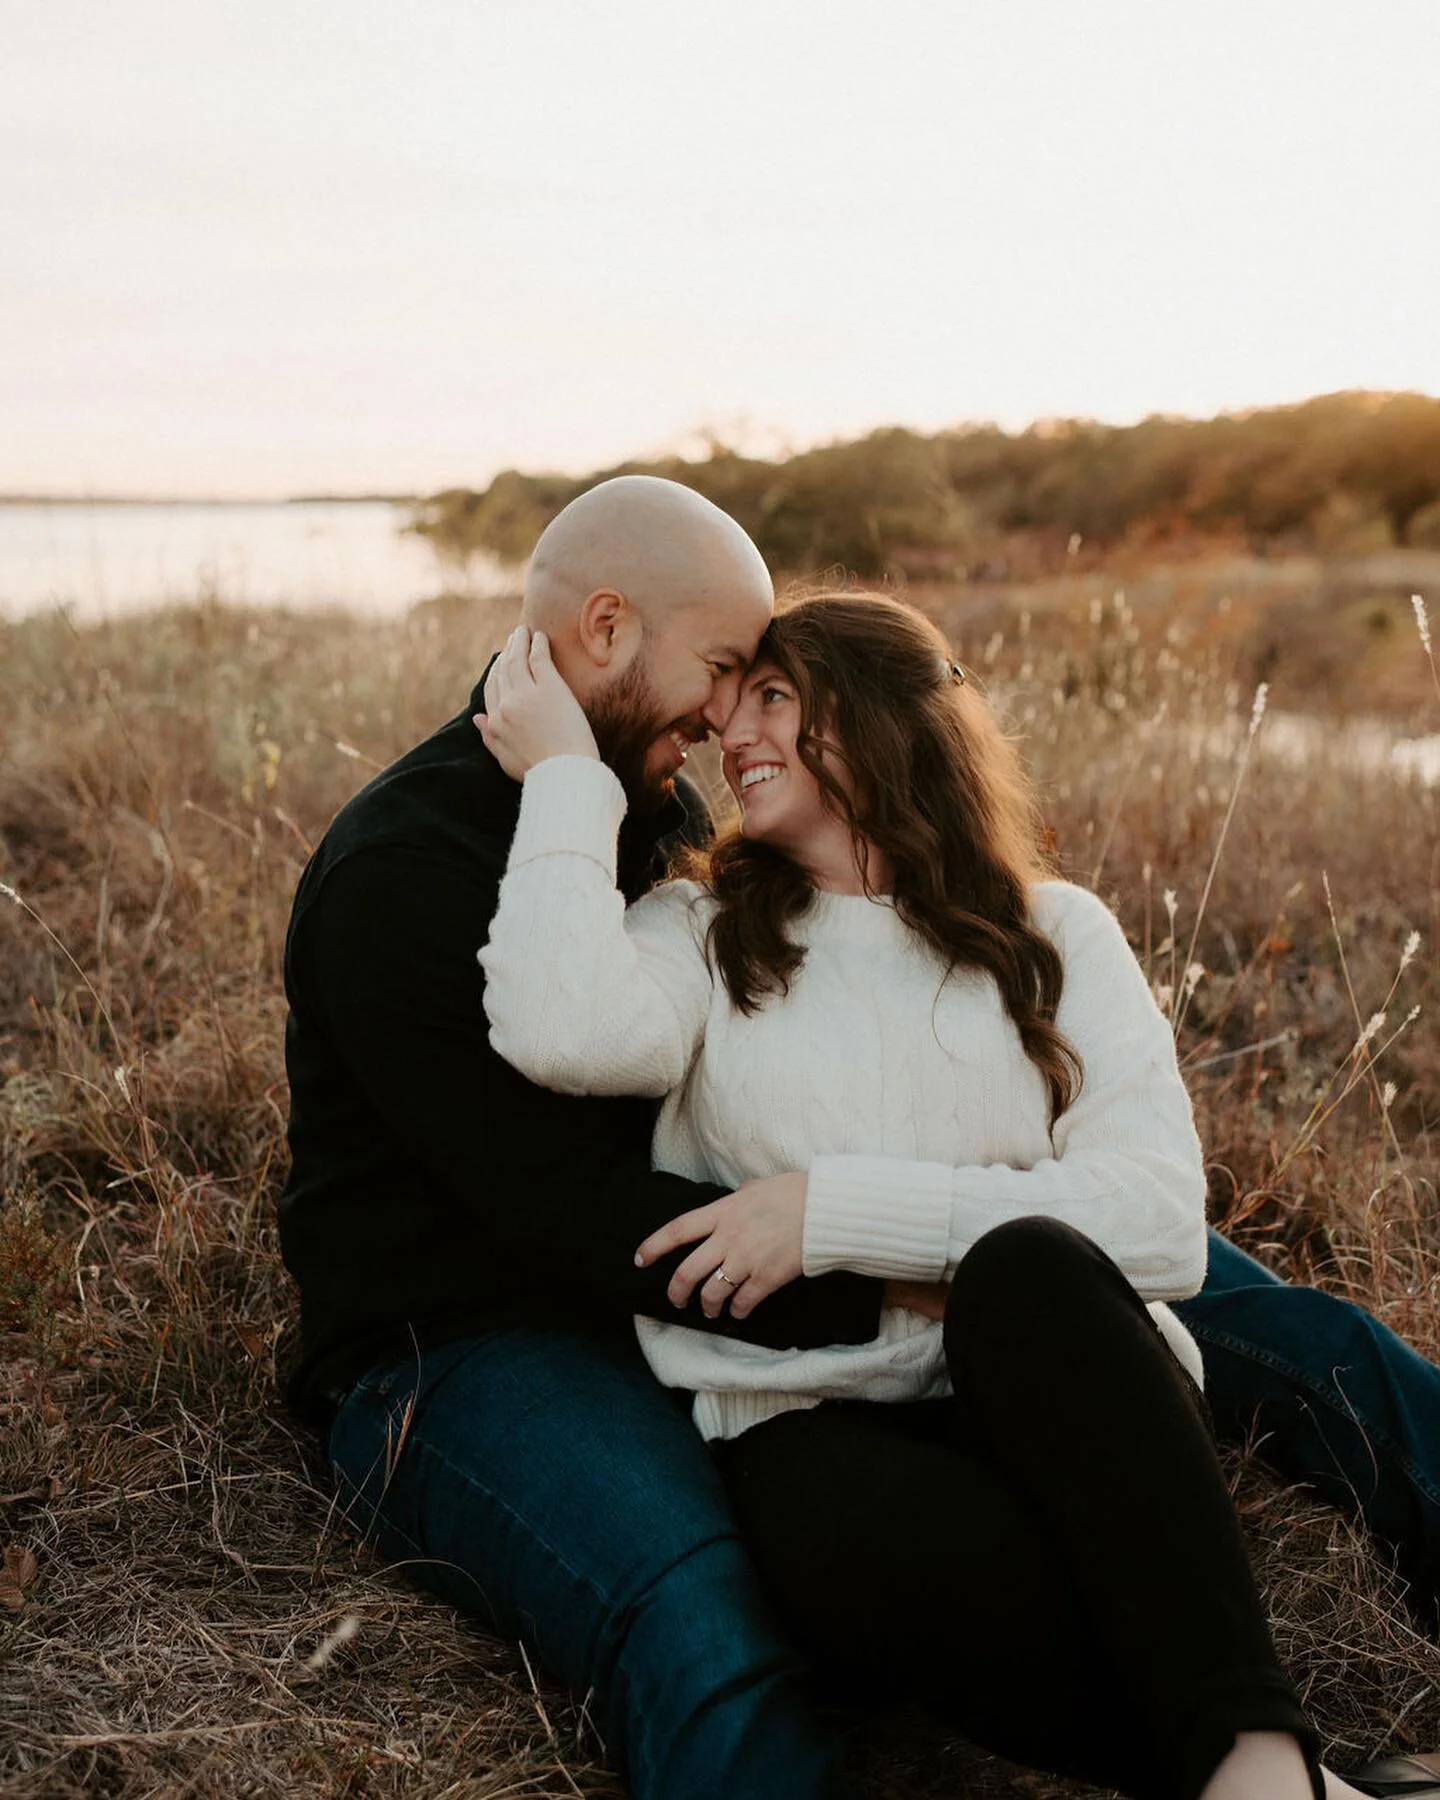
[{"left": 411, "top": 391, "right": 1440, "bottom": 578}]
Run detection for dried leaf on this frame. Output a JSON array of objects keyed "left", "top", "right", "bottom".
[
  {"left": 3, "top": 1545, "right": 37, "bottom": 1584},
  {"left": 0, "top": 1543, "right": 38, "bottom": 1610},
  {"left": 233, "top": 1322, "right": 270, "bottom": 1361}
]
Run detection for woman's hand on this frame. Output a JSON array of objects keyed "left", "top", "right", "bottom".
[
  {"left": 884, "top": 1279, "right": 950, "bottom": 1321},
  {"left": 475, "top": 626, "right": 600, "bottom": 779},
  {"left": 635, "top": 1172, "right": 809, "bottom": 1320}
]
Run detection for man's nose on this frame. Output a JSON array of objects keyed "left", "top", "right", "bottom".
[
  {"left": 719, "top": 702, "right": 754, "bottom": 753},
  {"left": 703, "top": 671, "right": 744, "bottom": 735}
]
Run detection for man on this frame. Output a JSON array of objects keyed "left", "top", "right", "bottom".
[
  {"left": 280, "top": 476, "right": 872, "bottom": 1800},
  {"left": 280, "top": 474, "right": 1439, "bottom": 1800}
]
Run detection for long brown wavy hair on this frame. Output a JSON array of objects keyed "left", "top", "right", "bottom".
[{"left": 698, "top": 591, "right": 1083, "bottom": 1122}]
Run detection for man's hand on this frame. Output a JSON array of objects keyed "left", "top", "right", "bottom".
[
  {"left": 635, "top": 1172, "right": 808, "bottom": 1320},
  {"left": 476, "top": 627, "right": 600, "bottom": 779}
]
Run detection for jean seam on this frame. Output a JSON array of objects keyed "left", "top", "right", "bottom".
[{"left": 1184, "top": 1320, "right": 1440, "bottom": 1508}]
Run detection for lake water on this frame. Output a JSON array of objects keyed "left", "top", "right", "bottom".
[
  {"left": 0, "top": 500, "right": 512, "bottom": 620},
  {"left": 1259, "top": 711, "right": 1440, "bottom": 786}
]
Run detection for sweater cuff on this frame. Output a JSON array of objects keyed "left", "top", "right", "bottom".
[
  {"left": 511, "top": 756, "right": 627, "bottom": 875},
  {"left": 802, "top": 1155, "right": 953, "bottom": 1282}
]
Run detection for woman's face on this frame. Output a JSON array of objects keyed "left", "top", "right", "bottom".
[{"left": 720, "top": 660, "right": 848, "bottom": 864}]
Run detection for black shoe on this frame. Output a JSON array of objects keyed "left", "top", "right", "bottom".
[{"left": 1349, "top": 1752, "right": 1440, "bottom": 1797}]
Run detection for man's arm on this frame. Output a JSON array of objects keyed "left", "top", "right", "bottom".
[{"left": 303, "top": 842, "right": 882, "bottom": 1350}]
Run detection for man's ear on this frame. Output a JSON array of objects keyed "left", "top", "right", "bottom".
[{"left": 576, "top": 589, "right": 641, "bottom": 669}]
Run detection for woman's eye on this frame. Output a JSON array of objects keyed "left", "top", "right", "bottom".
[{"left": 761, "top": 686, "right": 785, "bottom": 704}]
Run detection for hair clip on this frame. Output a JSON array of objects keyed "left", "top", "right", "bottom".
[{"left": 949, "top": 661, "right": 967, "bottom": 686}]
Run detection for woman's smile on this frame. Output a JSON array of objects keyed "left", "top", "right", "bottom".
[{"left": 737, "top": 761, "right": 786, "bottom": 795}]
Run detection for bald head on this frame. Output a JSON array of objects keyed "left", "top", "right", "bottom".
[
  {"left": 522, "top": 475, "right": 773, "bottom": 637},
  {"left": 517, "top": 476, "right": 775, "bottom": 802}
]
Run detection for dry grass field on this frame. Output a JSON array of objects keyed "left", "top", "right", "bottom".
[{"left": 2, "top": 563, "right": 1438, "bottom": 1797}]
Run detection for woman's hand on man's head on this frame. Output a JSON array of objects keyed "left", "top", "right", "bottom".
[
  {"left": 475, "top": 626, "right": 600, "bottom": 779},
  {"left": 635, "top": 1172, "right": 809, "bottom": 1320}
]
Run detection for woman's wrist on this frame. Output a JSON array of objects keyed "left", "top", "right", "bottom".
[
  {"left": 507, "top": 757, "right": 628, "bottom": 877},
  {"left": 803, "top": 1153, "right": 953, "bottom": 1281}
]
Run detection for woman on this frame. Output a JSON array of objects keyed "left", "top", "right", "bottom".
[{"left": 478, "top": 592, "right": 1353, "bottom": 1800}]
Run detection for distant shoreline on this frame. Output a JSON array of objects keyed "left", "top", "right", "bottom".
[{"left": 0, "top": 493, "right": 419, "bottom": 508}]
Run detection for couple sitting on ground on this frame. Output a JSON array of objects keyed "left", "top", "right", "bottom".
[{"left": 278, "top": 476, "right": 1440, "bottom": 1800}]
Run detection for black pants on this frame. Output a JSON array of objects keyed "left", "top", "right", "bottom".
[{"left": 711, "top": 1218, "right": 1323, "bottom": 1800}]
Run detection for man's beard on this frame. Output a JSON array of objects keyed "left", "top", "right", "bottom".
[{"left": 587, "top": 658, "right": 673, "bottom": 813}]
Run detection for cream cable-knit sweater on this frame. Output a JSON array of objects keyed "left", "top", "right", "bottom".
[{"left": 480, "top": 757, "right": 1209, "bottom": 1441}]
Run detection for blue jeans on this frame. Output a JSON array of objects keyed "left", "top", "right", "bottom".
[
  {"left": 328, "top": 1327, "right": 855, "bottom": 1800},
  {"left": 1177, "top": 1229, "right": 1440, "bottom": 1619}
]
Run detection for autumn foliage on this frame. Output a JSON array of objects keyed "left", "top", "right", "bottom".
[{"left": 412, "top": 391, "right": 1440, "bottom": 580}]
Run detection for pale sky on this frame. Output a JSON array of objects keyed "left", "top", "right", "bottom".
[{"left": 4, "top": 0, "right": 1438, "bottom": 498}]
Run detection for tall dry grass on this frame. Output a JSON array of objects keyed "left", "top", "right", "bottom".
[{"left": 1, "top": 574, "right": 1437, "bottom": 1798}]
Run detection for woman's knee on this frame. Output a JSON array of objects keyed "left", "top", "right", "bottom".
[
  {"left": 944, "top": 1217, "right": 1136, "bottom": 1368},
  {"left": 951, "top": 1216, "right": 1101, "bottom": 1302}
]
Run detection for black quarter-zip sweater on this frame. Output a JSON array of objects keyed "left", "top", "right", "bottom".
[{"left": 277, "top": 678, "right": 882, "bottom": 1425}]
